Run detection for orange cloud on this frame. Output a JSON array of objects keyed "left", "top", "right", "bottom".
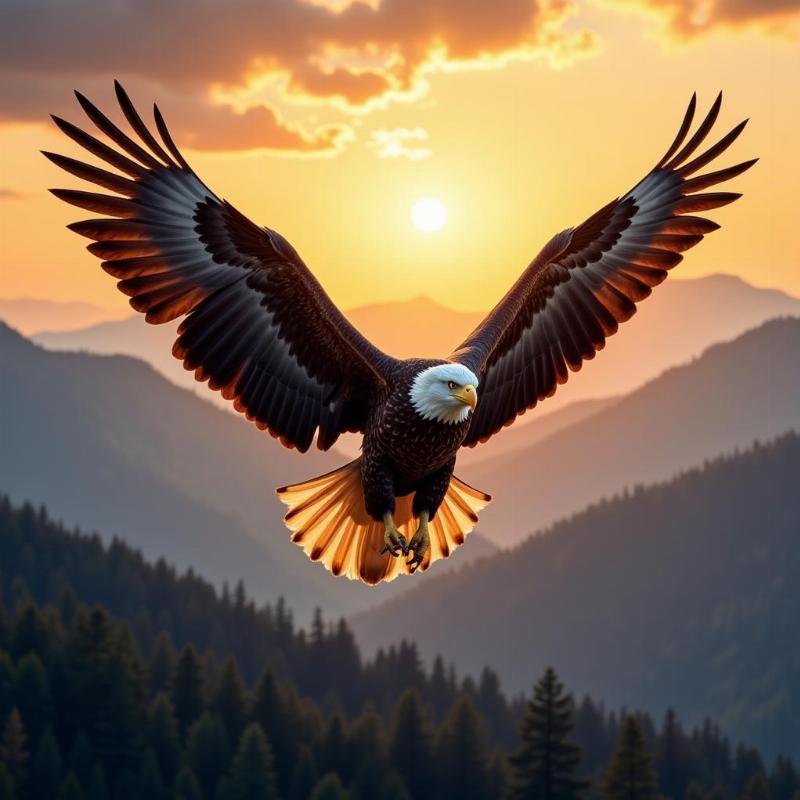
[
  {"left": 0, "top": 0, "right": 594, "bottom": 150},
  {"left": 599, "top": 0, "right": 800, "bottom": 38},
  {"left": 0, "top": 74, "right": 352, "bottom": 156}
]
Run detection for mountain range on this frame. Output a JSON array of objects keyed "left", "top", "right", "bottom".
[
  {"left": 0, "top": 297, "right": 127, "bottom": 335},
  {"left": 352, "top": 431, "right": 800, "bottom": 759},
  {"left": 31, "top": 275, "right": 800, "bottom": 429},
  {"left": 460, "top": 317, "right": 800, "bottom": 546},
  {"left": 0, "top": 322, "right": 495, "bottom": 620}
]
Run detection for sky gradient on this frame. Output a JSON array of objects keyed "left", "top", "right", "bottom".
[{"left": 1, "top": 0, "right": 798, "bottom": 312}]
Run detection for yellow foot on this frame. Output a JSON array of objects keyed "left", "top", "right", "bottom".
[
  {"left": 406, "top": 511, "right": 430, "bottom": 572},
  {"left": 380, "top": 512, "right": 408, "bottom": 557}
]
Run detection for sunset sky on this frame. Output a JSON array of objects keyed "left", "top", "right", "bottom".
[{"left": 1, "top": 0, "right": 798, "bottom": 314}]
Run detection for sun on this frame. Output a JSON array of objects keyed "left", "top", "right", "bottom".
[{"left": 411, "top": 197, "right": 448, "bottom": 233}]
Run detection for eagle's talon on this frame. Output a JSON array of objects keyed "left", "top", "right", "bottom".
[
  {"left": 406, "top": 513, "right": 430, "bottom": 572},
  {"left": 381, "top": 514, "right": 407, "bottom": 558}
]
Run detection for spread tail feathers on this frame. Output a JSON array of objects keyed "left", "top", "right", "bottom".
[{"left": 276, "top": 459, "right": 491, "bottom": 585}]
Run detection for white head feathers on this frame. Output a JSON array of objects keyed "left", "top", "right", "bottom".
[{"left": 409, "top": 363, "right": 479, "bottom": 425}]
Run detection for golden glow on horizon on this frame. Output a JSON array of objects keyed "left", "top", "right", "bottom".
[{"left": 411, "top": 197, "right": 448, "bottom": 233}]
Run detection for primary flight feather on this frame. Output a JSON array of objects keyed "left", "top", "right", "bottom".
[{"left": 46, "top": 84, "right": 755, "bottom": 584}]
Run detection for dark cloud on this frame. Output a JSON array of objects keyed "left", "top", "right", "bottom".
[
  {"left": 0, "top": 0, "right": 593, "bottom": 151},
  {"left": 0, "top": 74, "right": 352, "bottom": 155}
]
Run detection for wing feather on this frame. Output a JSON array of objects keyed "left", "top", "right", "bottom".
[
  {"left": 454, "top": 94, "right": 755, "bottom": 447},
  {"left": 47, "top": 83, "right": 393, "bottom": 452}
]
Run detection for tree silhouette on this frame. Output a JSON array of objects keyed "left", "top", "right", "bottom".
[
  {"left": 148, "top": 633, "right": 177, "bottom": 696},
  {"left": 30, "top": 726, "right": 63, "bottom": 799},
  {"left": 146, "top": 693, "right": 181, "bottom": 783},
  {"left": 656, "top": 709, "right": 691, "bottom": 800},
  {"left": 211, "top": 657, "right": 248, "bottom": 744},
  {"left": 1, "top": 708, "right": 28, "bottom": 791},
  {"left": 172, "top": 766, "right": 203, "bottom": 800},
  {"left": 136, "top": 750, "right": 167, "bottom": 800},
  {"left": 86, "top": 765, "right": 110, "bottom": 800},
  {"left": 67, "top": 733, "right": 95, "bottom": 785},
  {"left": 184, "top": 713, "right": 231, "bottom": 798},
  {"left": 228, "top": 723, "right": 278, "bottom": 800},
  {"left": 742, "top": 773, "right": 771, "bottom": 800},
  {"left": 288, "top": 745, "right": 318, "bottom": 800},
  {"left": 603, "top": 716, "right": 657, "bottom": 800},
  {"left": 171, "top": 645, "right": 205, "bottom": 738},
  {"left": 14, "top": 653, "right": 52, "bottom": 742},
  {"left": 436, "top": 695, "right": 491, "bottom": 800},
  {"left": 389, "top": 689, "right": 436, "bottom": 800},
  {"left": 507, "top": 667, "right": 586, "bottom": 800},
  {"left": 0, "top": 765, "right": 15, "bottom": 800},
  {"left": 311, "top": 773, "right": 349, "bottom": 800},
  {"left": 59, "top": 772, "right": 86, "bottom": 800}
]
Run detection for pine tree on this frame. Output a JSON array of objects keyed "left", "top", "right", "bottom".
[
  {"left": 734, "top": 745, "right": 766, "bottom": 796},
  {"left": 30, "top": 726, "right": 63, "bottom": 799},
  {"left": 389, "top": 689, "right": 436, "bottom": 800},
  {"left": 770, "top": 756, "right": 800, "bottom": 800},
  {"left": 603, "top": 716, "right": 658, "bottom": 800},
  {"left": 67, "top": 733, "right": 95, "bottom": 785},
  {"left": 477, "top": 668, "right": 514, "bottom": 746},
  {"left": 656, "top": 709, "right": 691, "bottom": 800},
  {"left": 64, "top": 609, "right": 143, "bottom": 774},
  {"left": 211, "top": 657, "right": 248, "bottom": 743},
  {"left": 427, "top": 656, "right": 451, "bottom": 719},
  {"left": 310, "top": 773, "right": 349, "bottom": 800},
  {"left": 346, "top": 704, "right": 388, "bottom": 787},
  {"left": 111, "top": 770, "right": 138, "bottom": 800},
  {"left": 742, "top": 773, "right": 771, "bottom": 800},
  {"left": 86, "top": 766, "right": 110, "bottom": 800},
  {"left": 507, "top": 668, "right": 586, "bottom": 800},
  {"left": 148, "top": 632, "right": 177, "bottom": 696},
  {"left": 381, "top": 772, "right": 412, "bottom": 800},
  {"left": 685, "top": 782, "right": 705, "bottom": 800},
  {"left": 228, "top": 723, "right": 279, "bottom": 800},
  {"left": 11, "top": 604, "right": 50, "bottom": 661},
  {"left": 350, "top": 759, "right": 384, "bottom": 800},
  {"left": 136, "top": 749, "right": 167, "bottom": 800},
  {"left": 59, "top": 772, "right": 86, "bottom": 800},
  {"left": 489, "top": 749, "right": 511, "bottom": 800},
  {"left": 251, "top": 668, "right": 298, "bottom": 794},
  {"left": 0, "top": 654, "right": 14, "bottom": 722},
  {"left": 146, "top": 693, "right": 181, "bottom": 782},
  {"left": 171, "top": 645, "right": 205, "bottom": 737},
  {"left": 320, "top": 712, "right": 348, "bottom": 776},
  {"left": 14, "top": 653, "right": 53, "bottom": 742},
  {"left": 0, "top": 765, "right": 14, "bottom": 800},
  {"left": 288, "top": 746, "right": 319, "bottom": 800},
  {"left": 172, "top": 767, "right": 203, "bottom": 800},
  {"left": 1, "top": 708, "right": 28, "bottom": 790},
  {"left": 185, "top": 713, "right": 231, "bottom": 798},
  {"left": 436, "top": 695, "right": 492, "bottom": 800}
]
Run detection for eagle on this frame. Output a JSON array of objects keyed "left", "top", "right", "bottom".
[{"left": 46, "top": 84, "right": 755, "bottom": 585}]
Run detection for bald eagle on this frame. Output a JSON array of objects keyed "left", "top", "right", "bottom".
[{"left": 46, "top": 84, "right": 755, "bottom": 584}]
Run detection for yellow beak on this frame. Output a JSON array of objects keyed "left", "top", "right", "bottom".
[{"left": 451, "top": 384, "right": 477, "bottom": 410}]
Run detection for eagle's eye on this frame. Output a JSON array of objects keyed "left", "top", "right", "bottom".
[{"left": 447, "top": 381, "right": 457, "bottom": 390}]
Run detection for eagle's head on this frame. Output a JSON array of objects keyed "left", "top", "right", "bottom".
[{"left": 410, "top": 363, "right": 479, "bottom": 424}]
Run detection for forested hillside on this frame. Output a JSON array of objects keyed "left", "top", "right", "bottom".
[
  {"left": 356, "top": 433, "right": 800, "bottom": 759},
  {"left": 1, "top": 495, "right": 797, "bottom": 800}
]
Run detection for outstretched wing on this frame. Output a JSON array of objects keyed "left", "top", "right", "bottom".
[
  {"left": 451, "top": 93, "right": 756, "bottom": 447},
  {"left": 45, "top": 82, "right": 395, "bottom": 452}
]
